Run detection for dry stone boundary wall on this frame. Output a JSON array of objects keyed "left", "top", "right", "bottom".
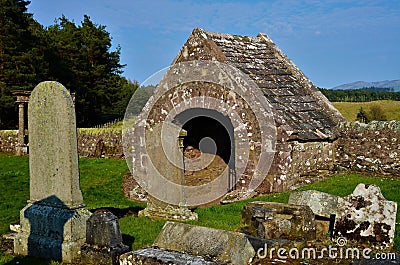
[
  {"left": 1, "top": 120, "right": 399, "bottom": 175},
  {"left": 0, "top": 129, "right": 123, "bottom": 158}
]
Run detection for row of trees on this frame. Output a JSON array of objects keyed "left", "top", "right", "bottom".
[
  {"left": 0, "top": 0, "right": 138, "bottom": 129},
  {"left": 319, "top": 88, "right": 400, "bottom": 102}
]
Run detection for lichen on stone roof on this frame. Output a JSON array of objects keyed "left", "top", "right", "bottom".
[{"left": 172, "top": 28, "right": 345, "bottom": 141}]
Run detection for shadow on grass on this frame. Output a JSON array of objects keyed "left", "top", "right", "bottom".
[
  {"left": 90, "top": 206, "right": 144, "bottom": 218},
  {"left": 3, "top": 256, "right": 61, "bottom": 265},
  {"left": 121, "top": 234, "right": 136, "bottom": 250}
]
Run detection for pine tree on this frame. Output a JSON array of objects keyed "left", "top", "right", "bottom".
[
  {"left": 356, "top": 107, "right": 369, "bottom": 123},
  {"left": 0, "top": 0, "right": 46, "bottom": 128},
  {"left": 47, "top": 15, "right": 126, "bottom": 126}
]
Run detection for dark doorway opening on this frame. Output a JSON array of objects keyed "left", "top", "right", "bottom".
[{"left": 174, "top": 108, "right": 236, "bottom": 190}]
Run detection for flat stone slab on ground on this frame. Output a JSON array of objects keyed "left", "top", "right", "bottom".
[
  {"left": 153, "top": 221, "right": 255, "bottom": 265},
  {"left": 120, "top": 247, "right": 220, "bottom": 265},
  {"left": 288, "top": 190, "right": 338, "bottom": 218}
]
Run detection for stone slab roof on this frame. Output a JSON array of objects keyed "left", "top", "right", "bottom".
[{"left": 172, "top": 28, "right": 346, "bottom": 141}]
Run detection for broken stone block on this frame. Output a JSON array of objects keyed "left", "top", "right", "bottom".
[
  {"left": 81, "top": 210, "right": 129, "bottom": 265},
  {"left": 288, "top": 190, "right": 339, "bottom": 218},
  {"left": 334, "top": 183, "right": 397, "bottom": 250},
  {"left": 153, "top": 221, "right": 255, "bottom": 265},
  {"left": 241, "top": 201, "right": 316, "bottom": 241}
]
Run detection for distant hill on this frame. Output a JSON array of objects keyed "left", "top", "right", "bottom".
[{"left": 332, "top": 80, "right": 400, "bottom": 92}]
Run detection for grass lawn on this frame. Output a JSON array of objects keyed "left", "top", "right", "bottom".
[
  {"left": 333, "top": 100, "right": 400, "bottom": 121},
  {"left": 0, "top": 153, "right": 399, "bottom": 264}
]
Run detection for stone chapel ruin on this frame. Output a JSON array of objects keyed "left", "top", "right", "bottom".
[{"left": 124, "top": 28, "right": 346, "bottom": 207}]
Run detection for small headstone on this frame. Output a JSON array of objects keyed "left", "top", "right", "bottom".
[
  {"left": 81, "top": 209, "right": 129, "bottom": 265},
  {"left": 288, "top": 190, "right": 339, "bottom": 218},
  {"left": 334, "top": 183, "right": 397, "bottom": 249},
  {"left": 14, "top": 81, "right": 91, "bottom": 263},
  {"left": 241, "top": 201, "right": 316, "bottom": 241},
  {"left": 153, "top": 221, "right": 255, "bottom": 265}
]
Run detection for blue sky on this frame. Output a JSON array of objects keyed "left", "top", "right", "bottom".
[{"left": 28, "top": 0, "right": 399, "bottom": 88}]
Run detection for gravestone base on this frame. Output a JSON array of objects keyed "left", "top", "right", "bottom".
[
  {"left": 14, "top": 202, "right": 91, "bottom": 263},
  {"left": 138, "top": 197, "right": 197, "bottom": 221},
  {"left": 81, "top": 244, "right": 129, "bottom": 265}
]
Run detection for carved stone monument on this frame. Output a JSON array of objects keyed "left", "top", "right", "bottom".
[{"left": 14, "top": 81, "right": 91, "bottom": 263}]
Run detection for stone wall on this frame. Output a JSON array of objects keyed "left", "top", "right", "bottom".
[
  {"left": 335, "top": 121, "right": 400, "bottom": 175},
  {"left": 78, "top": 129, "right": 123, "bottom": 158},
  {"left": 0, "top": 129, "right": 123, "bottom": 158},
  {"left": 1, "top": 120, "right": 399, "bottom": 181},
  {"left": 0, "top": 130, "right": 18, "bottom": 153},
  {"left": 259, "top": 139, "right": 336, "bottom": 193}
]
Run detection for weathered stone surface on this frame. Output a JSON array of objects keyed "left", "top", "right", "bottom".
[
  {"left": 14, "top": 197, "right": 91, "bottom": 262},
  {"left": 85, "top": 210, "right": 124, "bottom": 247},
  {"left": 14, "top": 81, "right": 91, "bottom": 263},
  {"left": 134, "top": 122, "right": 197, "bottom": 220},
  {"left": 288, "top": 190, "right": 339, "bottom": 218},
  {"left": 334, "top": 183, "right": 397, "bottom": 249},
  {"left": 28, "top": 81, "right": 83, "bottom": 207},
  {"left": 241, "top": 201, "right": 316, "bottom": 241},
  {"left": 336, "top": 121, "right": 400, "bottom": 175},
  {"left": 119, "top": 247, "right": 219, "bottom": 265},
  {"left": 81, "top": 209, "right": 129, "bottom": 265},
  {"left": 315, "top": 220, "right": 330, "bottom": 237},
  {"left": 153, "top": 221, "right": 256, "bottom": 265}
]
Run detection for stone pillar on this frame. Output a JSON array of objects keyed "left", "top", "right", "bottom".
[
  {"left": 17, "top": 102, "right": 24, "bottom": 146},
  {"left": 14, "top": 81, "right": 91, "bottom": 263},
  {"left": 12, "top": 90, "right": 31, "bottom": 156}
]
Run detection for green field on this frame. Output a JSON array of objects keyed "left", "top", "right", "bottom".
[
  {"left": 333, "top": 100, "right": 400, "bottom": 121},
  {"left": 1, "top": 154, "right": 399, "bottom": 264}
]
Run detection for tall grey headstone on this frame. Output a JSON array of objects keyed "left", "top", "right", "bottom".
[{"left": 14, "top": 81, "right": 91, "bottom": 263}]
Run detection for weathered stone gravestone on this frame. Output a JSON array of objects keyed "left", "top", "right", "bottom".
[
  {"left": 81, "top": 209, "right": 129, "bottom": 265},
  {"left": 334, "top": 183, "right": 397, "bottom": 250},
  {"left": 14, "top": 81, "right": 91, "bottom": 262},
  {"left": 136, "top": 122, "right": 197, "bottom": 221}
]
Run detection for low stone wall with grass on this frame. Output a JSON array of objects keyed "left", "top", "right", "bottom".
[
  {"left": 335, "top": 121, "right": 400, "bottom": 174},
  {"left": 0, "top": 128, "right": 123, "bottom": 158},
  {"left": 0, "top": 130, "right": 18, "bottom": 153},
  {"left": 1, "top": 121, "right": 400, "bottom": 177},
  {"left": 78, "top": 128, "right": 123, "bottom": 158}
]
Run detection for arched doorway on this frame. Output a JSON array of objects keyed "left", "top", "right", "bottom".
[{"left": 174, "top": 108, "right": 236, "bottom": 190}]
